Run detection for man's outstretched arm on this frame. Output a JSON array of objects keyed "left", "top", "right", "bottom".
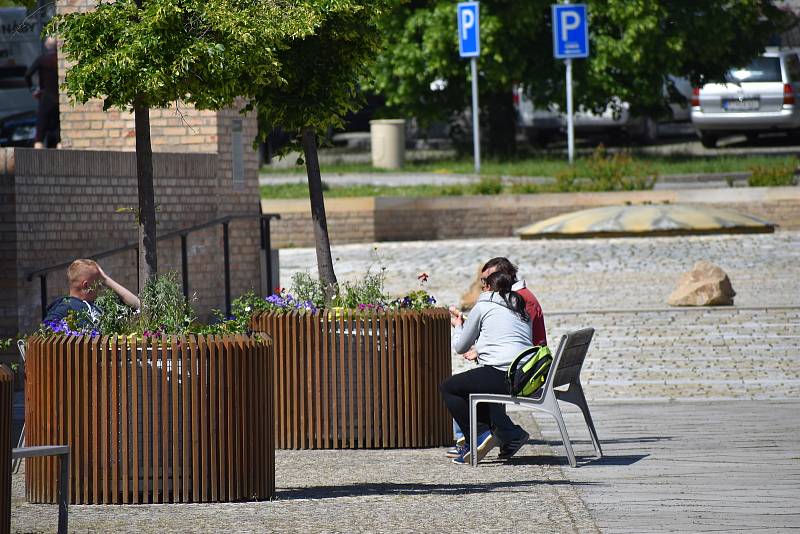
[{"left": 98, "top": 265, "right": 140, "bottom": 309}]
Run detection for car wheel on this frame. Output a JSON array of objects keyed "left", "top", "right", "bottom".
[
  {"left": 639, "top": 117, "right": 659, "bottom": 144},
  {"left": 699, "top": 131, "right": 718, "bottom": 149},
  {"left": 526, "top": 128, "right": 551, "bottom": 148}
]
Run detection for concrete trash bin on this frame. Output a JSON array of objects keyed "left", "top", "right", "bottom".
[{"left": 370, "top": 119, "right": 405, "bottom": 169}]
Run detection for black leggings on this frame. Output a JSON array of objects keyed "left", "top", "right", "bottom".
[{"left": 439, "top": 365, "right": 508, "bottom": 440}]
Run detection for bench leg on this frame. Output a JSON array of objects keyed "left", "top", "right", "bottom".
[
  {"left": 57, "top": 453, "right": 69, "bottom": 534},
  {"left": 12, "top": 423, "right": 24, "bottom": 474}
]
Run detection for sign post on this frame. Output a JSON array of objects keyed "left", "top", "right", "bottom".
[
  {"left": 552, "top": 3, "right": 589, "bottom": 164},
  {"left": 457, "top": 2, "right": 480, "bottom": 174}
]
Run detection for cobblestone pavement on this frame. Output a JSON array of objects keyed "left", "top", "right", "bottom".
[
  {"left": 10, "top": 232, "right": 800, "bottom": 532},
  {"left": 281, "top": 232, "right": 800, "bottom": 400},
  {"left": 279, "top": 232, "right": 800, "bottom": 311}
]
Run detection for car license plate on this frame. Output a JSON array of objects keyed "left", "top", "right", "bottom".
[{"left": 724, "top": 98, "right": 760, "bottom": 111}]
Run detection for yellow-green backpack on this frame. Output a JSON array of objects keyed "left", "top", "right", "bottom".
[{"left": 506, "top": 345, "right": 553, "bottom": 397}]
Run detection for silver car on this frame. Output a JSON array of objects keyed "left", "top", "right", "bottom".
[{"left": 691, "top": 48, "right": 800, "bottom": 148}]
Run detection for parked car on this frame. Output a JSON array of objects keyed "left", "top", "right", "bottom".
[
  {"left": 515, "top": 76, "right": 692, "bottom": 146},
  {"left": 0, "top": 65, "right": 37, "bottom": 147},
  {"left": 691, "top": 48, "right": 800, "bottom": 148},
  {"left": 0, "top": 110, "right": 36, "bottom": 147}
]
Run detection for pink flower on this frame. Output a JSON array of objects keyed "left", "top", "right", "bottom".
[{"left": 417, "top": 272, "right": 429, "bottom": 283}]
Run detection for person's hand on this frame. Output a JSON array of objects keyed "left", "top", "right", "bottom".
[
  {"left": 449, "top": 305, "right": 464, "bottom": 327},
  {"left": 32, "top": 89, "right": 41, "bottom": 100},
  {"left": 96, "top": 264, "right": 108, "bottom": 282},
  {"left": 463, "top": 349, "right": 478, "bottom": 361}
]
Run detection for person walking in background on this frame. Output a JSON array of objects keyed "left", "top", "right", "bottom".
[
  {"left": 441, "top": 271, "right": 533, "bottom": 464},
  {"left": 24, "top": 36, "right": 60, "bottom": 149}
]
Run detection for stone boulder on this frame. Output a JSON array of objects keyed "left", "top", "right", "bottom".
[
  {"left": 667, "top": 260, "right": 736, "bottom": 306},
  {"left": 459, "top": 263, "right": 484, "bottom": 310}
]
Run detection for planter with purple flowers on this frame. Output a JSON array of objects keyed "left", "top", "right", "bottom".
[{"left": 246, "top": 271, "right": 451, "bottom": 449}]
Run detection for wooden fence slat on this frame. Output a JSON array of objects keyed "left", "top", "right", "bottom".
[
  {"left": 110, "top": 337, "right": 120, "bottom": 504},
  {"left": 141, "top": 336, "right": 150, "bottom": 504},
  {"left": 197, "top": 335, "right": 208, "bottom": 502},
  {"left": 331, "top": 313, "right": 347, "bottom": 449},
  {"left": 130, "top": 336, "right": 139, "bottom": 504},
  {"left": 299, "top": 313, "right": 308, "bottom": 450},
  {"left": 313, "top": 313, "right": 322, "bottom": 449},
  {"left": 321, "top": 312, "right": 329, "bottom": 449},
  {"left": 386, "top": 314, "right": 397, "bottom": 448},
  {"left": 371, "top": 313, "right": 380, "bottom": 448},
  {"left": 90, "top": 337, "right": 99, "bottom": 502},
  {"left": 356, "top": 314, "right": 365, "bottom": 449},
  {"left": 209, "top": 336, "right": 219, "bottom": 502},
  {"left": 151, "top": 338, "right": 161, "bottom": 504},
  {"left": 66, "top": 337, "right": 74, "bottom": 503}
]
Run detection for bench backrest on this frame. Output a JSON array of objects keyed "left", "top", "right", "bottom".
[{"left": 550, "top": 328, "right": 594, "bottom": 389}]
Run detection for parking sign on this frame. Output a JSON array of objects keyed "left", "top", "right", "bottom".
[
  {"left": 552, "top": 4, "right": 589, "bottom": 59},
  {"left": 457, "top": 2, "right": 480, "bottom": 58}
]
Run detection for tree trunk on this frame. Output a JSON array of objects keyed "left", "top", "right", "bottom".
[
  {"left": 134, "top": 100, "right": 157, "bottom": 291},
  {"left": 485, "top": 90, "right": 517, "bottom": 157},
  {"left": 301, "top": 127, "right": 338, "bottom": 304}
]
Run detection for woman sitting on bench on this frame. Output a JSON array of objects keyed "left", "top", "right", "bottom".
[{"left": 440, "top": 271, "right": 532, "bottom": 464}]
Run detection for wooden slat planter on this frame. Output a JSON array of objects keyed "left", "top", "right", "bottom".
[
  {"left": 24, "top": 334, "right": 274, "bottom": 505},
  {"left": 252, "top": 309, "right": 452, "bottom": 449},
  {"left": 1, "top": 365, "right": 12, "bottom": 534}
]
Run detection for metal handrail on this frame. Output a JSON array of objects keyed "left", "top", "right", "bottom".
[{"left": 28, "top": 212, "right": 281, "bottom": 319}]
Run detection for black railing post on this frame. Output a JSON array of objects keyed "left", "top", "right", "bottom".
[
  {"left": 180, "top": 234, "right": 189, "bottom": 300},
  {"left": 222, "top": 221, "right": 231, "bottom": 317},
  {"left": 135, "top": 246, "right": 140, "bottom": 293},
  {"left": 260, "top": 216, "right": 273, "bottom": 293},
  {"left": 39, "top": 275, "right": 48, "bottom": 320}
]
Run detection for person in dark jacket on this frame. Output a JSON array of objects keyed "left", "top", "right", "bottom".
[
  {"left": 43, "top": 259, "right": 140, "bottom": 326},
  {"left": 24, "top": 36, "right": 60, "bottom": 148}
]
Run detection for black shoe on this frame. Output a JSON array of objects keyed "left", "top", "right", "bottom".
[{"left": 498, "top": 430, "right": 529, "bottom": 460}]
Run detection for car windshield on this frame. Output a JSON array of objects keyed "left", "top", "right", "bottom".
[{"left": 725, "top": 57, "right": 782, "bottom": 83}]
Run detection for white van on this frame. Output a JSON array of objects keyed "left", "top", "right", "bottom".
[{"left": 691, "top": 47, "right": 800, "bottom": 147}]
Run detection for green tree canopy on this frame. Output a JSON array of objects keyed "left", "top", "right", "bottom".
[
  {"left": 52, "top": 0, "right": 318, "bottom": 112},
  {"left": 253, "top": 0, "right": 395, "bottom": 298},
  {"left": 370, "top": 0, "right": 793, "bottom": 153},
  {"left": 254, "top": 0, "right": 394, "bottom": 136}
]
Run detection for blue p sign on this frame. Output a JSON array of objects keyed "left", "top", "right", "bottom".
[
  {"left": 457, "top": 2, "right": 480, "bottom": 58},
  {"left": 552, "top": 4, "right": 589, "bottom": 59}
]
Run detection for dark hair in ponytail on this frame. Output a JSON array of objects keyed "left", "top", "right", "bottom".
[{"left": 485, "top": 271, "right": 529, "bottom": 322}]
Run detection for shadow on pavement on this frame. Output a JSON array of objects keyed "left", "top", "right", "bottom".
[
  {"left": 277, "top": 479, "right": 593, "bottom": 500},
  {"left": 498, "top": 453, "right": 648, "bottom": 468}
]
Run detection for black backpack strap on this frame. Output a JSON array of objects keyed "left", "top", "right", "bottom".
[{"left": 506, "top": 345, "right": 541, "bottom": 396}]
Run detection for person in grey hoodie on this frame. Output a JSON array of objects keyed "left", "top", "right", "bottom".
[{"left": 440, "top": 271, "right": 532, "bottom": 463}]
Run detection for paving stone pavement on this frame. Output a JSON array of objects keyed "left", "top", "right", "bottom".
[
  {"left": 278, "top": 232, "right": 800, "bottom": 311},
  {"left": 9, "top": 232, "right": 800, "bottom": 532},
  {"left": 11, "top": 414, "right": 599, "bottom": 533},
  {"left": 529, "top": 401, "right": 800, "bottom": 533}
]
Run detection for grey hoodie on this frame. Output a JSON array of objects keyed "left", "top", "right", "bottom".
[{"left": 452, "top": 291, "right": 533, "bottom": 371}]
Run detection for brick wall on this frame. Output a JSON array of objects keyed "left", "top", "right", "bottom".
[
  {"left": 3, "top": 147, "right": 262, "bottom": 338},
  {"left": 0, "top": 152, "right": 17, "bottom": 344},
  {"left": 262, "top": 187, "right": 800, "bottom": 248}
]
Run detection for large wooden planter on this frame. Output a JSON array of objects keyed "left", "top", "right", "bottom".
[
  {"left": 24, "top": 334, "right": 274, "bottom": 505},
  {"left": 253, "top": 308, "right": 452, "bottom": 449}
]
